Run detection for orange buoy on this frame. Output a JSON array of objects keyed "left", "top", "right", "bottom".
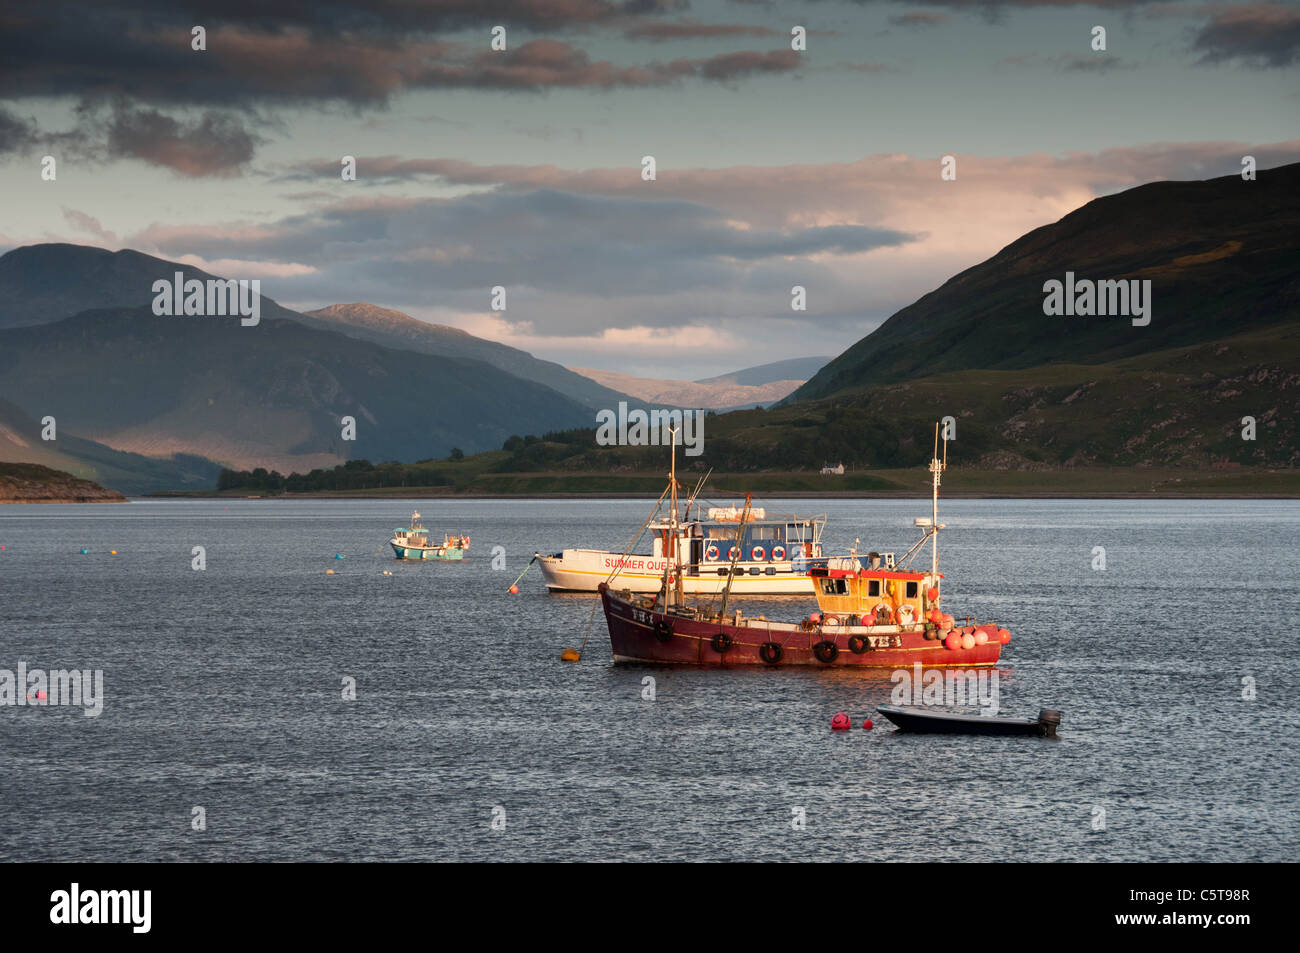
[
  {"left": 926, "top": 588, "right": 939, "bottom": 602},
  {"left": 831, "top": 712, "right": 851, "bottom": 731},
  {"left": 943, "top": 633, "right": 960, "bottom": 650},
  {"left": 509, "top": 585, "right": 519, "bottom": 594},
  {"left": 999, "top": 628, "right": 1011, "bottom": 645},
  {"left": 560, "top": 648, "right": 580, "bottom": 662}
]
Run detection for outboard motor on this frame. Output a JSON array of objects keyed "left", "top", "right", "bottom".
[{"left": 1038, "top": 709, "right": 1062, "bottom": 738}]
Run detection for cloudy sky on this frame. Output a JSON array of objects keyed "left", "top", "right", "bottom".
[{"left": 1, "top": 0, "right": 1297, "bottom": 378}]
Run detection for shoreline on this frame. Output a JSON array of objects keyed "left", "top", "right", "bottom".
[{"left": 140, "top": 489, "right": 1300, "bottom": 501}]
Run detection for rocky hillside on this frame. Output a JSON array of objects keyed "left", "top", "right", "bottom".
[{"left": 0, "top": 462, "right": 127, "bottom": 502}]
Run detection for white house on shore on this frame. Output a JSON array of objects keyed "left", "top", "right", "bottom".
[{"left": 820, "top": 462, "right": 845, "bottom": 475}]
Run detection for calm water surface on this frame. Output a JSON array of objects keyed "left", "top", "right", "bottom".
[{"left": 1, "top": 497, "right": 1297, "bottom": 861}]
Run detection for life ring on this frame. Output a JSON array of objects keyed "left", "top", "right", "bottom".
[
  {"left": 705, "top": 543, "right": 719, "bottom": 561},
  {"left": 821, "top": 614, "right": 841, "bottom": 627},
  {"left": 728, "top": 546, "right": 740, "bottom": 560},
  {"left": 813, "top": 640, "right": 839, "bottom": 664},
  {"left": 771, "top": 545, "right": 786, "bottom": 560},
  {"left": 654, "top": 620, "right": 673, "bottom": 643},
  {"left": 896, "top": 604, "right": 917, "bottom": 625},
  {"left": 848, "top": 634, "right": 870, "bottom": 654},
  {"left": 751, "top": 545, "right": 765, "bottom": 561},
  {"left": 759, "top": 642, "right": 783, "bottom": 664},
  {"left": 711, "top": 631, "right": 733, "bottom": 654},
  {"left": 871, "top": 603, "right": 894, "bottom": 623}
]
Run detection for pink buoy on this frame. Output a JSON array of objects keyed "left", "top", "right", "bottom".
[
  {"left": 862, "top": 719, "right": 874, "bottom": 731},
  {"left": 975, "top": 630, "right": 989, "bottom": 645},
  {"left": 831, "top": 712, "right": 851, "bottom": 731},
  {"left": 961, "top": 633, "right": 976, "bottom": 650},
  {"left": 943, "top": 633, "right": 960, "bottom": 650},
  {"left": 941, "top": 614, "right": 955, "bottom": 630},
  {"left": 809, "top": 612, "right": 821, "bottom": 624}
]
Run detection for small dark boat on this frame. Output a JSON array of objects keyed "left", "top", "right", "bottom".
[{"left": 877, "top": 705, "right": 1061, "bottom": 737}]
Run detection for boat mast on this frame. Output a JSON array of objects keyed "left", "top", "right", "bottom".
[
  {"left": 659, "top": 425, "right": 684, "bottom": 609},
  {"left": 930, "top": 422, "right": 945, "bottom": 578},
  {"left": 716, "top": 493, "right": 752, "bottom": 621}
]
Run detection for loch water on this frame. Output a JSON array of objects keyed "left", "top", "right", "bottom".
[{"left": 1, "top": 498, "right": 1296, "bottom": 861}]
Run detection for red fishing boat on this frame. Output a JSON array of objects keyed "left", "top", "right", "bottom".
[{"left": 598, "top": 424, "right": 1012, "bottom": 668}]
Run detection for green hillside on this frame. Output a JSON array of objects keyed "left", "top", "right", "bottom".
[{"left": 794, "top": 162, "right": 1300, "bottom": 400}]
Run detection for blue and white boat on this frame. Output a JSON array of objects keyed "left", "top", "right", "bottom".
[{"left": 389, "top": 511, "right": 469, "bottom": 560}]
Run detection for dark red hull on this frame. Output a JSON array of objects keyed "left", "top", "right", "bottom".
[{"left": 600, "top": 585, "right": 1003, "bottom": 668}]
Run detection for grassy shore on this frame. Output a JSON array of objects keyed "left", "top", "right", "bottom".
[
  {"left": 0, "top": 462, "right": 127, "bottom": 503},
  {"left": 151, "top": 464, "right": 1300, "bottom": 499}
]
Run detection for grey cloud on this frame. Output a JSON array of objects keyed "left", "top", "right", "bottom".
[
  {"left": 0, "top": 108, "right": 39, "bottom": 154},
  {"left": 1192, "top": 3, "right": 1300, "bottom": 68},
  {"left": 128, "top": 188, "right": 915, "bottom": 333},
  {"left": 102, "top": 105, "right": 260, "bottom": 176}
]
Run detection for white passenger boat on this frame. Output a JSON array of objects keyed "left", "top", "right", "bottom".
[{"left": 537, "top": 505, "right": 827, "bottom": 594}]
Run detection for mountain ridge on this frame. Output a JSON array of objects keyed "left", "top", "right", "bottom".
[
  {"left": 298, "top": 302, "right": 634, "bottom": 410},
  {"left": 793, "top": 162, "right": 1300, "bottom": 401}
]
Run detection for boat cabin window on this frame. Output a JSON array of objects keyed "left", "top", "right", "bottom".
[
  {"left": 906, "top": 581, "right": 919, "bottom": 599},
  {"left": 820, "top": 578, "right": 848, "bottom": 595},
  {"left": 867, "top": 579, "right": 881, "bottom": 597}
]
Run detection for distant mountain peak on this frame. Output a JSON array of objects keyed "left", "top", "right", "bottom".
[{"left": 304, "top": 302, "right": 474, "bottom": 339}]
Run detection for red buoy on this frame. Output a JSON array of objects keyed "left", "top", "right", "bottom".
[
  {"left": 926, "top": 588, "right": 939, "bottom": 602},
  {"left": 999, "top": 628, "right": 1011, "bottom": 645},
  {"left": 944, "top": 633, "right": 961, "bottom": 650},
  {"left": 831, "top": 712, "right": 851, "bottom": 731},
  {"left": 862, "top": 719, "right": 874, "bottom": 730},
  {"left": 509, "top": 585, "right": 519, "bottom": 594}
]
